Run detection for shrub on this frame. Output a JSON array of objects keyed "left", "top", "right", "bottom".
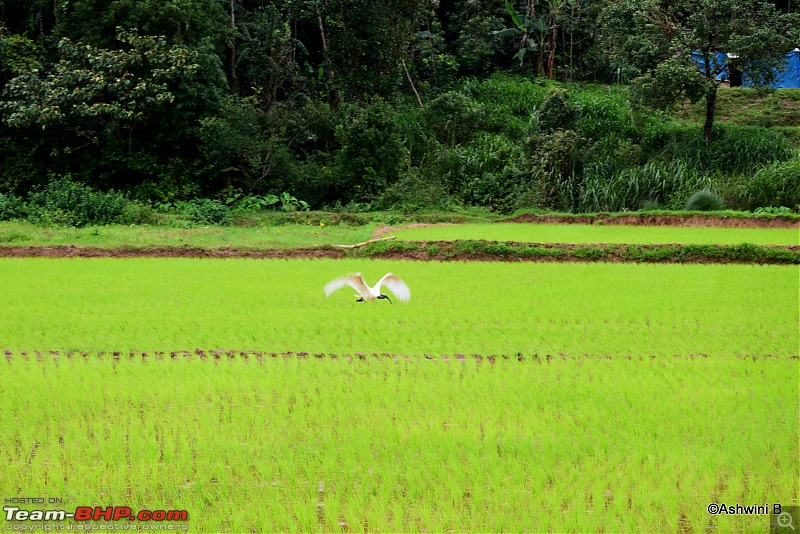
[
  {"left": 536, "top": 88, "right": 578, "bottom": 133},
  {"left": 334, "top": 99, "right": 406, "bottom": 204},
  {"left": 177, "top": 199, "right": 232, "bottom": 226},
  {"left": 27, "top": 177, "right": 147, "bottom": 227},
  {"left": 0, "top": 192, "right": 27, "bottom": 221},
  {"left": 436, "top": 132, "right": 531, "bottom": 213},
  {"left": 685, "top": 191, "right": 726, "bottom": 211},
  {"left": 742, "top": 159, "right": 800, "bottom": 210},
  {"left": 375, "top": 170, "right": 452, "bottom": 211},
  {"left": 422, "top": 91, "right": 486, "bottom": 145},
  {"left": 574, "top": 89, "right": 637, "bottom": 142}
]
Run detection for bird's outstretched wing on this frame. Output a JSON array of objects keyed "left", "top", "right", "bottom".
[
  {"left": 378, "top": 273, "right": 411, "bottom": 302},
  {"left": 324, "top": 273, "right": 369, "bottom": 297}
]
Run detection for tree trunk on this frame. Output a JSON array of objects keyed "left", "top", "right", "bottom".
[
  {"left": 547, "top": 24, "right": 557, "bottom": 78},
  {"left": 230, "top": 0, "right": 238, "bottom": 92},
  {"left": 704, "top": 86, "right": 717, "bottom": 144},
  {"left": 316, "top": 6, "right": 340, "bottom": 107}
]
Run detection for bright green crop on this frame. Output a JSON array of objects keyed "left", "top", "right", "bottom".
[
  {"left": 392, "top": 223, "right": 800, "bottom": 245},
  {"left": 0, "top": 258, "right": 796, "bottom": 356},
  {"left": 1, "top": 355, "right": 796, "bottom": 532}
]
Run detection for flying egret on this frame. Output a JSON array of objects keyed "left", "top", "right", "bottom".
[{"left": 324, "top": 272, "right": 410, "bottom": 303}]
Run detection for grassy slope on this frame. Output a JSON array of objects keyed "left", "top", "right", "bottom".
[{"left": 678, "top": 86, "right": 800, "bottom": 146}]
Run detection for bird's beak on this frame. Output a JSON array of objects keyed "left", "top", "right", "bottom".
[{"left": 380, "top": 294, "right": 392, "bottom": 304}]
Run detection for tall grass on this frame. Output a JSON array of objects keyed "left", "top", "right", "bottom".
[
  {"left": 742, "top": 158, "right": 800, "bottom": 210},
  {"left": 573, "top": 90, "right": 638, "bottom": 142},
  {"left": 579, "top": 161, "right": 715, "bottom": 212},
  {"left": 642, "top": 122, "right": 795, "bottom": 175}
]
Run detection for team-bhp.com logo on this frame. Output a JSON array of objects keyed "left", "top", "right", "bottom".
[{"left": 4, "top": 506, "right": 188, "bottom": 522}]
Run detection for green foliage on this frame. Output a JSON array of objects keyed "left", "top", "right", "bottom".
[
  {"left": 177, "top": 199, "right": 232, "bottom": 226},
  {"left": 641, "top": 122, "right": 794, "bottom": 175},
  {"left": 743, "top": 159, "right": 800, "bottom": 210},
  {"left": 0, "top": 26, "right": 43, "bottom": 84},
  {"left": 314, "top": 0, "right": 439, "bottom": 100},
  {"left": 574, "top": 89, "right": 638, "bottom": 142},
  {"left": 580, "top": 161, "right": 715, "bottom": 212},
  {"left": 601, "top": 0, "right": 798, "bottom": 141},
  {"left": 274, "top": 192, "right": 310, "bottom": 212},
  {"left": 0, "top": 192, "right": 27, "bottom": 221},
  {"left": 536, "top": 87, "right": 578, "bottom": 132},
  {"left": 433, "top": 132, "right": 531, "bottom": 213},
  {"left": 754, "top": 206, "right": 794, "bottom": 215},
  {"left": 375, "top": 170, "right": 452, "bottom": 211},
  {"left": 685, "top": 191, "right": 726, "bottom": 211},
  {"left": 2, "top": 29, "right": 200, "bottom": 129},
  {"left": 454, "top": 12, "right": 507, "bottom": 76},
  {"left": 334, "top": 99, "right": 406, "bottom": 204},
  {"left": 237, "top": 4, "right": 304, "bottom": 106},
  {"left": 27, "top": 176, "right": 149, "bottom": 227},
  {"left": 422, "top": 91, "right": 486, "bottom": 144},
  {"left": 54, "top": 0, "right": 228, "bottom": 50}
]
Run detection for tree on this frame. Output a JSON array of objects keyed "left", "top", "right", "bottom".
[
  {"left": 0, "top": 28, "right": 225, "bottom": 190},
  {"left": 601, "top": 0, "right": 798, "bottom": 142}
]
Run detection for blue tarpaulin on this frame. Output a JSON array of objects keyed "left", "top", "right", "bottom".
[
  {"left": 743, "top": 49, "right": 800, "bottom": 88},
  {"left": 692, "top": 50, "right": 800, "bottom": 88}
]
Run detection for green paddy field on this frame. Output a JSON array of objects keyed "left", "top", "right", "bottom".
[{"left": 1, "top": 220, "right": 797, "bottom": 532}]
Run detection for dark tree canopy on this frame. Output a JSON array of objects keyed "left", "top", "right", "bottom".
[{"left": 0, "top": 0, "right": 797, "bottom": 210}]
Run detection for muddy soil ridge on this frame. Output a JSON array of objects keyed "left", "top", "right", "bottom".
[{"left": 0, "top": 242, "right": 797, "bottom": 264}]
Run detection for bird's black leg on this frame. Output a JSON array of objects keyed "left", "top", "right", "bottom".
[{"left": 355, "top": 297, "right": 364, "bottom": 302}]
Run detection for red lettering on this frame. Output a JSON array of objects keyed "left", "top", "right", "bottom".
[
  {"left": 94, "top": 506, "right": 114, "bottom": 521},
  {"left": 113, "top": 507, "right": 132, "bottom": 520},
  {"left": 74, "top": 507, "right": 92, "bottom": 521},
  {"left": 167, "top": 510, "right": 189, "bottom": 521}
]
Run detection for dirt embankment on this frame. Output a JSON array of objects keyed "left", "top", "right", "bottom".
[
  {"left": 0, "top": 241, "right": 797, "bottom": 264},
  {"left": 0, "top": 245, "right": 343, "bottom": 259}
]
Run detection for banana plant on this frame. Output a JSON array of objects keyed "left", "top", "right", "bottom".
[{"left": 492, "top": 1, "right": 545, "bottom": 70}]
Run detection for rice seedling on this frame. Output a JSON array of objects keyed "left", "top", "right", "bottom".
[
  {"left": 391, "top": 223, "right": 800, "bottom": 245},
  {"left": 1, "top": 256, "right": 796, "bottom": 532},
  {"left": 0, "top": 259, "right": 796, "bottom": 357},
  {"left": 0, "top": 220, "right": 375, "bottom": 249},
  {"left": 1, "top": 354, "right": 796, "bottom": 532}
]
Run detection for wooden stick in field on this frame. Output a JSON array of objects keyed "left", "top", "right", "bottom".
[{"left": 334, "top": 236, "right": 396, "bottom": 249}]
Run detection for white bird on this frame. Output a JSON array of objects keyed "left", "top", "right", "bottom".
[{"left": 324, "top": 272, "right": 410, "bottom": 304}]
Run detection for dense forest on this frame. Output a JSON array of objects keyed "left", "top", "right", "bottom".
[{"left": 0, "top": 0, "right": 798, "bottom": 223}]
